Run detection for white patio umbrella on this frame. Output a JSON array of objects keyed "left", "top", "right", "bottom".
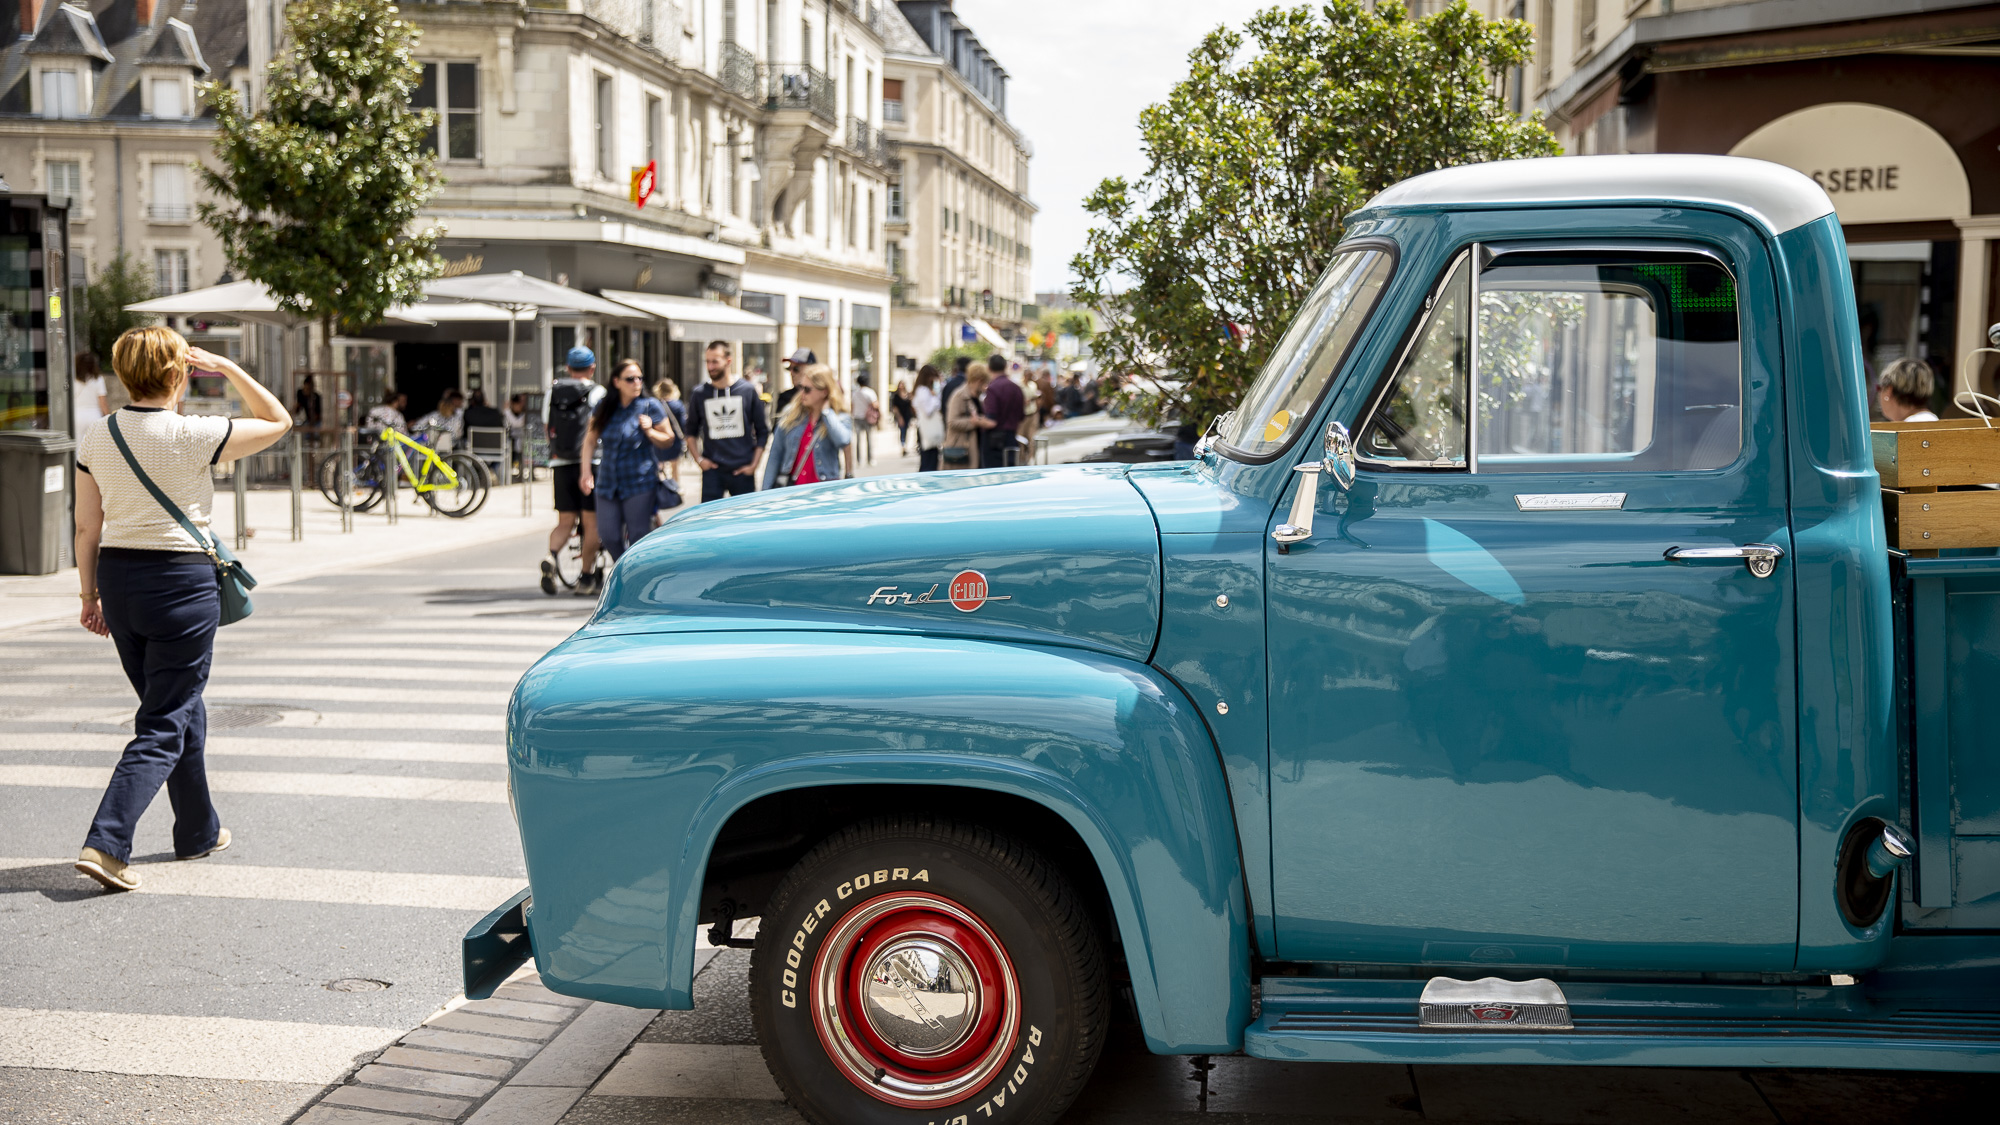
[
  {"left": 125, "top": 280, "right": 436, "bottom": 327},
  {"left": 423, "top": 272, "right": 638, "bottom": 417}
]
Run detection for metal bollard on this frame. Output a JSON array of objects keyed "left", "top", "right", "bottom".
[
  {"left": 338, "top": 429, "right": 355, "bottom": 534},
  {"left": 289, "top": 432, "right": 304, "bottom": 541},
  {"left": 1034, "top": 433, "right": 1050, "bottom": 466},
  {"left": 519, "top": 428, "right": 531, "bottom": 517},
  {"left": 233, "top": 454, "right": 249, "bottom": 550},
  {"left": 383, "top": 441, "right": 398, "bottom": 525}
]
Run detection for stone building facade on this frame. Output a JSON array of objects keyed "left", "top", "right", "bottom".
[{"left": 881, "top": 0, "right": 1033, "bottom": 370}]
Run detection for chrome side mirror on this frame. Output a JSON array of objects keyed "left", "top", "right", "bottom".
[
  {"left": 1988, "top": 322, "right": 2000, "bottom": 348},
  {"left": 1323, "top": 421, "right": 1356, "bottom": 490}
]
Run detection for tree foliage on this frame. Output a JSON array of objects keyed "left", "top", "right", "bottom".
[
  {"left": 1071, "top": 1, "right": 1558, "bottom": 430},
  {"left": 199, "top": 0, "right": 442, "bottom": 358},
  {"left": 80, "top": 252, "right": 153, "bottom": 362}
]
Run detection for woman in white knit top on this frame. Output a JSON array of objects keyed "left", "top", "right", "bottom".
[{"left": 70, "top": 327, "right": 292, "bottom": 892}]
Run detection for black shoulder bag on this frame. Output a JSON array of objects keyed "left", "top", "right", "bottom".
[{"left": 105, "top": 413, "right": 257, "bottom": 625}]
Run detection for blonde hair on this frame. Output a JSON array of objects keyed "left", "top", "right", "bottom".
[
  {"left": 781, "top": 363, "right": 849, "bottom": 428},
  {"left": 1880, "top": 358, "right": 1936, "bottom": 408},
  {"left": 111, "top": 326, "right": 188, "bottom": 401}
]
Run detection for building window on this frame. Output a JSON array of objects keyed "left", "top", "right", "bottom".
[
  {"left": 883, "top": 78, "right": 904, "bottom": 122},
  {"left": 846, "top": 182, "right": 857, "bottom": 247},
  {"left": 154, "top": 249, "right": 190, "bottom": 295},
  {"left": 887, "top": 240, "right": 902, "bottom": 277},
  {"left": 595, "top": 73, "right": 615, "bottom": 180},
  {"left": 150, "top": 163, "right": 189, "bottom": 221},
  {"left": 46, "top": 160, "right": 81, "bottom": 208},
  {"left": 413, "top": 62, "right": 479, "bottom": 160},
  {"left": 1576, "top": 0, "right": 1598, "bottom": 53},
  {"left": 727, "top": 130, "right": 742, "bottom": 218},
  {"left": 148, "top": 77, "right": 187, "bottom": 119},
  {"left": 40, "top": 69, "right": 80, "bottom": 119},
  {"left": 888, "top": 181, "right": 903, "bottom": 221},
  {"left": 1537, "top": 0, "right": 1554, "bottom": 89},
  {"left": 723, "top": 0, "right": 737, "bottom": 42}
]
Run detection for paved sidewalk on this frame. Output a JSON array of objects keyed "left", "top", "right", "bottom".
[{"left": 0, "top": 482, "right": 550, "bottom": 633}]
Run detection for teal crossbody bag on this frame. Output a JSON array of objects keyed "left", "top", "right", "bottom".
[{"left": 105, "top": 413, "right": 257, "bottom": 625}]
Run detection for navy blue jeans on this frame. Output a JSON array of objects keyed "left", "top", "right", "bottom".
[
  {"left": 595, "top": 490, "right": 656, "bottom": 561},
  {"left": 85, "top": 549, "right": 223, "bottom": 863}
]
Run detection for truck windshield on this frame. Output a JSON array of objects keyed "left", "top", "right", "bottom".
[{"left": 1218, "top": 246, "right": 1394, "bottom": 460}]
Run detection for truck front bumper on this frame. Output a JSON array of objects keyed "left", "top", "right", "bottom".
[{"left": 461, "top": 888, "right": 533, "bottom": 1000}]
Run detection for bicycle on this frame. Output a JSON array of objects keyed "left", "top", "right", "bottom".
[{"left": 317, "top": 426, "right": 491, "bottom": 518}]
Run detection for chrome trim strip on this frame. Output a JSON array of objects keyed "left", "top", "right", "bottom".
[{"left": 1514, "top": 492, "right": 1627, "bottom": 511}]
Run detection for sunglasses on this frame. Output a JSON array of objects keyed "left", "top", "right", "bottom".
[{"left": 616, "top": 375, "right": 643, "bottom": 384}]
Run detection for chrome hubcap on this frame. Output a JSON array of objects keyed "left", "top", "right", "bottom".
[{"left": 861, "top": 938, "right": 980, "bottom": 1056}]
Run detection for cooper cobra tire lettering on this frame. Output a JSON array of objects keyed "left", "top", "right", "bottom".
[{"left": 750, "top": 818, "right": 1107, "bottom": 1125}]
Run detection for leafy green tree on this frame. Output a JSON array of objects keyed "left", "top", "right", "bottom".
[
  {"left": 79, "top": 252, "right": 153, "bottom": 362},
  {"left": 199, "top": 0, "right": 442, "bottom": 368},
  {"left": 928, "top": 342, "right": 999, "bottom": 373},
  {"left": 1071, "top": 0, "right": 1557, "bottom": 430}
]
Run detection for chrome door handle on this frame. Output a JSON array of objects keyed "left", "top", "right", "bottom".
[{"left": 1663, "top": 543, "right": 1785, "bottom": 578}]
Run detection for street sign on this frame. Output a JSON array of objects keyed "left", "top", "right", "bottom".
[{"left": 630, "top": 161, "right": 657, "bottom": 209}]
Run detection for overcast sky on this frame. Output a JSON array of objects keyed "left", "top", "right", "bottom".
[{"left": 952, "top": 0, "right": 1275, "bottom": 297}]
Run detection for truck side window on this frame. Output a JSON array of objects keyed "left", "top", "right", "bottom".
[
  {"left": 1360, "top": 255, "right": 1470, "bottom": 466},
  {"left": 1474, "top": 253, "right": 1741, "bottom": 473}
]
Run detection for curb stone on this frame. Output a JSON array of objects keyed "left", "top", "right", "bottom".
[{"left": 291, "top": 952, "right": 716, "bottom": 1125}]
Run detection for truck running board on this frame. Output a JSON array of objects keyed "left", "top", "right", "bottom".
[{"left": 1248, "top": 977, "right": 2000, "bottom": 1072}]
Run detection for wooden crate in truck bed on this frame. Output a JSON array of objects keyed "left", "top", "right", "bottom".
[{"left": 1873, "top": 420, "right": 2000, "bottom": 550}]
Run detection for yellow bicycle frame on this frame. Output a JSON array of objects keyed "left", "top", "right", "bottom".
[{"left": 378, "top": 428, "right": 461, "bottom": 493}]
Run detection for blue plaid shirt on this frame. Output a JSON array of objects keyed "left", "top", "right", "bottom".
[{"left": 594, "top": 397, "right": 668, "bottom": 501}]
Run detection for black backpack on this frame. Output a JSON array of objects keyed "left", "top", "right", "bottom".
[{"left": 548, "top": 378, "right": 593, "bottom": 460}]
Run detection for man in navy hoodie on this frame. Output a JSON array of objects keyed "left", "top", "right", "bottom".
[{"left": 687, "top": 340, "right": 771, "bottom": 502}]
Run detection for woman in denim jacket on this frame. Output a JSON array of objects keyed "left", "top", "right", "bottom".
[{"left": 762, "top": 364, "right": 855, "bottom": 489}]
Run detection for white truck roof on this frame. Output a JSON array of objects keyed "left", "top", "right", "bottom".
[{"left": 1361, "top": 154, "right": 1837, "bottom": 236}]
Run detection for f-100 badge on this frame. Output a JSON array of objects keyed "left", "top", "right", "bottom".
[{"left": 866, "top": 569, "right": 1013, "bottom": 613}]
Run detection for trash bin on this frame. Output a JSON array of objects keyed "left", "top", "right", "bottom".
[{"left": 0, "top": 431, "right": 76, "bottom": 575}]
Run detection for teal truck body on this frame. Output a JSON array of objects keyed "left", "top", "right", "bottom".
[{"left": 467, "top": 156, "right": 2000, "bottom": 1125}]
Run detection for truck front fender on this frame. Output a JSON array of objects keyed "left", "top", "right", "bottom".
[{"left": 510, "top": 630, "right": 1250, "bottom": 1054}]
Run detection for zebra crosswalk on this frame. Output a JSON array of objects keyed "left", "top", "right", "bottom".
[{"left": 0, "top": 531, "right": 586, "bottom": 1118}]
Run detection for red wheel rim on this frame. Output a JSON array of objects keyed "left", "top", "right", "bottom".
[{"left": 809, "top": 891, "right": 1020, "bottom": 1107}]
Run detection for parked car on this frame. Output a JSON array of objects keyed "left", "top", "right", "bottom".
[{"left": 467, "top": 155, "right": 2000, "bottom": 1125}]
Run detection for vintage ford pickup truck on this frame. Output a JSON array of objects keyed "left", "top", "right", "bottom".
[{"left": 467, "top": 155, "right": 2000, "bottom": 1125}]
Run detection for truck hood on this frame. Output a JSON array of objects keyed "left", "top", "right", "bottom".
[{"left": 583, "top": 465, "right": 1162, "bottom": 660}]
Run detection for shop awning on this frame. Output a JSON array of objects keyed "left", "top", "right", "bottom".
[
  {"left": 964, "top": 317, "right": 1011, "bottom": 351},
  {"left": 406, "top": 301, "right": 536, "bottom": 322},
  {"left": 127, "top": 280, "right": 435, "bottom": 327},
  {"left": 601, "top": 289, "right": 779, "bottom": 344}
]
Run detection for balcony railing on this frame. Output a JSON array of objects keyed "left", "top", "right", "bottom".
[
  {"left": 844, "top": 116, "right": 893, "bottom": 167},
  {"left": 763, "top": 64, "right": 834, "bottom": 123},
  {"left": 720, "top": 41, "right": 758, "bottom": 102},
  {"left": 148, "top": 204, "right": 192, "bottom": 221}
]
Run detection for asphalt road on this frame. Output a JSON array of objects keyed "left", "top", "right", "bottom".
[{"left": 0, "top": 529, "right": 587, "bottom": 1123}]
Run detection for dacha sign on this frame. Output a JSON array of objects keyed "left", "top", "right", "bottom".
[{"left": 1729, "top": 102, "right": 1970, "bottom": 225}]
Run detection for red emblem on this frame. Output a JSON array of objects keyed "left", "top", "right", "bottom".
[
  {"left": 1469, "top": 1005, "right": 1518, "bottom": 1023},
  {"left": 949, "top": 570, "right": 990, "bottom": 613}
]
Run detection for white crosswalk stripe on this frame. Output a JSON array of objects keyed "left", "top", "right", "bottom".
[
  {"left": 0, "top": 857, "right": 524, "bottom": 911},
  {"left": 4, "top": 732, "right": 504, "bottom": 764},
  {"left": 0, "top": 763, "right": 507, "bottom": 803},
  {"left": 0, "top": 681, "right": 517, "bottom": 706},
  {"left": 0, "top": 1008, "right": 405, "bottom": 1084},
  {"left": 1, "top": 705, "right": 506, "bottom": 732}
]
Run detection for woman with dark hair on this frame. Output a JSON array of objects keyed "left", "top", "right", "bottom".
[
  {"left": 889, "top": 378, "right": 915, "bottom": 455},
  {"left": 912, "top": 365, "right": 944, "bottom": 472},
  {"left": 73, "top": 352, "right": 109, "bottom": 434},
  {"left": 581, "top": 360, "right": 673, "bottom": 562}
]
